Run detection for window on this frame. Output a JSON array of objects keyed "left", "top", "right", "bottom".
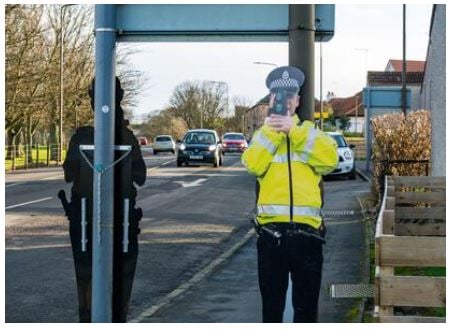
[{"left": 184, "top": 132, "right": 216, "bottom": 145}]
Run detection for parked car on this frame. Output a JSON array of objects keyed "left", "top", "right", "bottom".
[
  {"left": 325, "top": 132, "right": 356, "bottom": 180},
  {"left": 221, "top": 132, "right": 248, "bottom": 154},
  {"left": 177, "top": 129, "right": 223, "bottom": 167},
  {"left": 137, "top": 136, "right": 148, "bottom": 146},
  {"left": 153, "top": 135, "right": 176, "bottom": 154}
]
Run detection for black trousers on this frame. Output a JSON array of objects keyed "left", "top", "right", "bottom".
[{"left": 257, "top": 228, "right": 323, "bottom": 323}]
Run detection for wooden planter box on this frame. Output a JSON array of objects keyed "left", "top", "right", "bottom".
[{"left": 374, "top": 176, "right": 446, "bottom": 323}]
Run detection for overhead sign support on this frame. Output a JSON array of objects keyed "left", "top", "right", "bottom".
[{"left": 93, "top": 4, "right": 335, "bottom": 322}]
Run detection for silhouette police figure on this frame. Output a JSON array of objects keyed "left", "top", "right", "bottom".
[{"left": 59, "top": 77, "right": 146, "bottom": 322}]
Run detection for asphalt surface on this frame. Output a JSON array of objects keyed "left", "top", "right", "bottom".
[
  {"left": 5, "top": 150, "right": 255, "bottom": 322},
  {"left": 5, "top": 148, "right": 370, "bottom": 323},
  {"left": 141, "top": 174, "right": 370, "bottom": 323}
]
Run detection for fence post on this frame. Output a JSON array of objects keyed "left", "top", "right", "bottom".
[
  {"left": 36, "top": 144, "right": 39, "bottom": 168},
  {"left": 25, "top": 145, "right": 28, "bottom": 170},
  {"left": 47, "top": 143, "right": 50, "bottom": 166},
  {"left": 12, "top": 145, "right": 16, "bottom": 171}
]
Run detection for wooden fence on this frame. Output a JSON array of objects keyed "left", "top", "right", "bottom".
[
  {"left": 374, "top": 175, "right": 446, "bottom": 323},
  {"left": 345, "top": 137, "right": 366, "bottom": 159}
]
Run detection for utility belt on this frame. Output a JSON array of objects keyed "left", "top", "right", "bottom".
[{"left": 252, "top": 219, "right": 326, "bottom": 246}]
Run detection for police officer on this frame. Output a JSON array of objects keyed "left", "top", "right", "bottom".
[
  {"left": 61, "top": 77, "right": 146, "bottom": 322},
  {"left": 242, "top": 66, "right": 338, "bottom": 323}
]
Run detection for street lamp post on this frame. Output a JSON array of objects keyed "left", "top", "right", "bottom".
[
  {"left": 60, "top": 4, "right": 75, "bottom": 164},
  {"left": 319, "top": 43, "right": 323, "bottom": 130}
]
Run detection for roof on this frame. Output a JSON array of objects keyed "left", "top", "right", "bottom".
[
  {"left": 317, "top": 91, "right": 365, "bottom": 117},
  {"left": 247, "top": 94, "right": 271, "bottom": 112},
  {"left": 386, "top": 59, "right": 426, "bottom": 72},
  {"left": 367, "top": 71, "right": 424, "bottom": 85}
]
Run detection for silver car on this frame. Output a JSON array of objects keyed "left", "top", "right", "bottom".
[{"left": 153, "top": 135, "right": 176, "bottom": 155}]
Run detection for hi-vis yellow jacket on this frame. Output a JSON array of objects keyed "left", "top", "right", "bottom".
[{"left": 242, "top": 115, "right": 338, "bottom": 229}]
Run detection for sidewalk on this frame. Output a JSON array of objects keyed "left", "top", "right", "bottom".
[{"left": 355, "top": 160, "right": 372, "bottom": 182}]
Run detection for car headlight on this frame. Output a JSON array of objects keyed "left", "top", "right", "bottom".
[
  {"left": 344, "top": 150, "right": 352, "bottom": 160},
  {"left": 179, "top": 143, "right": 186, "bottom": 151},
  {"left": 208, "top": 145, "right": 217, "bottom": 151}
]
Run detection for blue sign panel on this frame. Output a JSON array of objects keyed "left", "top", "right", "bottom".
[
  {"left": 363, "top": 87, "right": 412, "bottom": 108},
  {"left": 115, "top": 4, "right": 334, "bottom": 42}
]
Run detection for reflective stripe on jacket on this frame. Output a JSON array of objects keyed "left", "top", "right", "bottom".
[{"left": 241, "top": 116, "right": 338, "bottom": 228}]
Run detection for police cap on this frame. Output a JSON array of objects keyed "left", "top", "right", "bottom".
[{"left": 265, "top": 66, "right": 305, "bottom": 92}]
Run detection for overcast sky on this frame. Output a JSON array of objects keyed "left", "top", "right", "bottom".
[{"left": 119, "top": 4, "right": 433, "bottom": 121}]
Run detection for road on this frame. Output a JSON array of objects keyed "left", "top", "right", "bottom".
[{"left": 5, "top": 149, "right": 370, "bottom": 322}]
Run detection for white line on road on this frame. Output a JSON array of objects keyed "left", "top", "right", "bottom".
[
  {"left": 130, "top": 229, "right": 254, "bottom": 323},
  {"left": 5, "top": 182, "right": 22, "bottom": 188},
  {"left": 5, "top": 197, "right": 53, "bottom": 210},
  {"left": 6, "top": 243, "right": 71, "bottom": 251},
  {"left": 5, "top": 173, "right": 64, "bottom": 188}
]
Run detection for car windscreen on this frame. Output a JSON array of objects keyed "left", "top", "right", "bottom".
[
  {"left": 223, "top": 134, "right": 244, "bottom": 140},
  {"left": 184, "top": 132, "right": 216, "bottom": 145},
  {"left": 155, "top": 136, "right": 172, "bottom": 142},
  {"left": 330, "top": 134, "right": 347, "bottom": 148}
]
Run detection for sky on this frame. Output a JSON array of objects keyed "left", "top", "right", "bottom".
[{"left": 118, "top": 4, "right": 433, "bottom": 122}]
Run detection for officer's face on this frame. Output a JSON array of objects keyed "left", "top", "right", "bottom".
[{"left": 269, "top": 92, "right": 300, "bottom": 116}]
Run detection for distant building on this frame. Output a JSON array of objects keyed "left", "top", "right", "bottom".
[
  {"left": 319, "top": 91, "right": 365, "bottom": 133},
  {"left": 385, "top": 59, "right": 426, "bottom": 73},
  {"left": 367, "top": 57, "right": 425, "bottom": 111},
  {"left": 244, "top": 94, "right": 270, "bottom": 139},
  {"left": 245, "top": 91, "right": 365, "bottom": 136},
  {"left": 419, "top": 5, "right": 446, "bottom": 176}
]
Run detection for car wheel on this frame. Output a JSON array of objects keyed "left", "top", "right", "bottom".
[{"left": 177, "top": 160, "right": 182, "bottom": 167}]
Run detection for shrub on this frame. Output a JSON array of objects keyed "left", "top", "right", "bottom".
[{"left": 371, "top": 110, "right": 431, "bottom": 199}]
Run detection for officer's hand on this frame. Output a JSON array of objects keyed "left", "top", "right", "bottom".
[{"left": 267, "top": 114, "right": 293, "bottom": 134}]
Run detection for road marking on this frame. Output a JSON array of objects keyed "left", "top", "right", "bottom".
[
  {"left": 5, "top": 182, "right": 22, "bottom": 188},
  {"left": 5, "top": 173, "right": 64, "bottom": 188},
  {"left": 39, "top": 174, "right": 64, "bottom": 180},
  {"left": 175, "top": 178, "right": 207, "bottom": 188},
  {"left": 147, "top": 159, "right": 175, "bottom": 173},
  {"left": 5, "top": 197, "right": 53, "bottom": 210},
  {"left": 6, "top": 243, "right": 71, "bottom": 251},
  {"left": 130, "top": 229, "right": 254, "bottom": 323}
]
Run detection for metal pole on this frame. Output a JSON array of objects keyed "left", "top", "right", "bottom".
[
  {"left": 319, "top": 43, "right": 323, "bottom": 130},
  {"left": 355, "top": 96, "right": 358, "bottom": 133},
  {"left": 92, "top": 4, "right": 117, "bottom": 322},
  {"left": 59, "top": 6, "right": 64, "bottom": 164},
  {"left": 289, "top": 4, "right": 315, "bottom": 121},
  {"left": 402, "top": 4, "right": 407, "bottom": 116}
]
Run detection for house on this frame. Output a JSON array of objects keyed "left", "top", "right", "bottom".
[
  {"left": 366, "top": 70, "right": 424, "bottom": 110},
  {"left": 419, "top": 5, "right": 445, "bottom": 176},
  {"left": 318, "top": 91, "right": 365, "bottom": 133},
  {"left": 244, "top": 94, "right": 270, "bottom": 139},
  {"left": 385, "top": 59, "right": 425, "bottom": 73}
]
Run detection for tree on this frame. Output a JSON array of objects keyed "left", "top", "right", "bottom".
[
  {"left": 338, "top": 115, "right": 351, "bottom": 131},
  {"left": 135, "top": 109, "right": 188, "bottom": 142},
  {"left": 5, "top": 4, "right": 148, "bottom": 163},
  {"left": 168, "top": 80, "right": 229, "bottom": 130},
  {"left": 5, "top": 5, "right": 46, "bottom": 159}
]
